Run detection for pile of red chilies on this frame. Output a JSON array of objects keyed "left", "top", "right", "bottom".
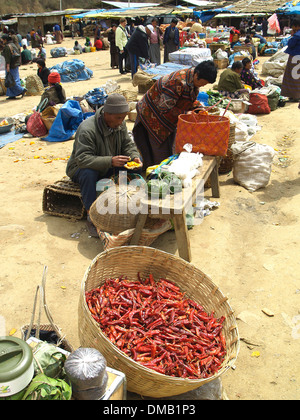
[{"left": 85, "top": 274, "right": 226, "bottom": 379}]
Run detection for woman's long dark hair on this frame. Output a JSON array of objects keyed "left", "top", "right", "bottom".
[{"left": 53, "top": 83, "right": 65, "bottom": 103}]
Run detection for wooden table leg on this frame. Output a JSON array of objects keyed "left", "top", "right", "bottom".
[
  {"left": 173, "top": 212, "right": 192, "bottom": 262},
  {"left": 130, "top": 213, "right": 148, "bottom": 245},
  {"left": 210, "top": 160, "right": 220, "bottom": 198}
]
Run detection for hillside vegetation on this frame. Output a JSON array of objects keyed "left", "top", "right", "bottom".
[{"left": 1, "top": 0, "right": 154, "bottom": 16}]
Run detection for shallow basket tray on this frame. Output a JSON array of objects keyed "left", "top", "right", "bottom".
[{"left": 78, "top": 246, "right": 239, "bottom": 398}]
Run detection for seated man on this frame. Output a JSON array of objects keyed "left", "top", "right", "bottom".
[
  {"left": 21, "top": 44, "right": 32, "bottom": 64},
  {"left": 66, "top": 93, "right": 142, "bottom": 236},
  {"left": 217, "top": 61, "right": 248, "bottom": 98}
]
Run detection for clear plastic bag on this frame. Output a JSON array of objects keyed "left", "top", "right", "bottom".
[{"left": 64, "top": 348, "right": 108, "bottom": 400}]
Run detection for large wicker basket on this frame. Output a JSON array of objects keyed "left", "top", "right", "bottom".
[{"left": 78, "top": 246, "right": 239, "bottom": 398}]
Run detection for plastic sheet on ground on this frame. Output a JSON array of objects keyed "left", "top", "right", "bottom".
[
  {"left": 49, "top": 59, "right": 93, "bottom": 83},
  {"left": 143, "top": 62, "right": 191, "bottom": 80}
]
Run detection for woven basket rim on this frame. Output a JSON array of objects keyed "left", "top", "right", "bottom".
[{"left": 79, "top": 246, "right": 240, "bottom": 390}]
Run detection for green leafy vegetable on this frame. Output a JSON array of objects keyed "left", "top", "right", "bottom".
[{"left": 22, "top": 374, "right": 72, "bottom": 400}]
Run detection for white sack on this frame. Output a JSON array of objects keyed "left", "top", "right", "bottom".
[{"left": 231, "top": 141, "right": 275, "bottom": 192}]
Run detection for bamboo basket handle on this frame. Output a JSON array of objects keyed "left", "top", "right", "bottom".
[
  {"left": 24, "top": 284, "right": 42, "bottom": 341},
  {"left": 41, "top": 265, "right": 62, "bottom": 339}
]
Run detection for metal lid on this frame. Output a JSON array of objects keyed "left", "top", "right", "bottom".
[{"left": 0, "top": 337, "right": 33, "bottom": 382}]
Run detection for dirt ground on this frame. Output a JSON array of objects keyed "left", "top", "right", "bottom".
[{"left": 0, "top": 37, "right": 299, "bottom": 401}]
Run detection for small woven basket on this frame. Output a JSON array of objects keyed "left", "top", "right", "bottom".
[
  {"left": 89, "top": 185, "right": 139, "bottom": 235},
  {"left": 78, "top": 246, "right": 239, "bottom": 398},
  {"left": 42, "top": 178, "right": 86, "bottom": 221}
]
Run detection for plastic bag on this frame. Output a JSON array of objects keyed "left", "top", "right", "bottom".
[
  {"left": 232, "top": 141, "right": 275, "bottom": 192},
  {"left": 64, "top": 348, "right": 107, "bottom": 400},
  {"left": 5, "top": 72, "right": 15, "bottom": 88},
  {"left": 32, "top": 341, "right": 66, "bottom": 379}
]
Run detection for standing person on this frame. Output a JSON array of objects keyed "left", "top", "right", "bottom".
[
  {"left": 108, "top": 23, "right": 119, "bottom": 69},
  {"left": 133, "top": 61, "right": 217, "bottom": 168},
  {"left": 262, "top": 17, "right": 268, "bottom": 37},
  {"left": 247, "top": 15, "right": 257, "bottom": 34},
  {"left": 146, "top": 17, "right": 163, "bottom": 65},
  {"left": 115, "top": 18, "right": 129, "bottom": 74},
  {"left": 54, "top": 23, "right": 63, "bottom": 44},
  {"left": 281, "top": 17, "right": 300, "bottom": 102},
  {"left": 66, "top": 93, "right": 142, "bottom": 236},
  {"left": 126, "top": 25, "right": 149, "bottom": 78},
  {"left": 94, "top": 24, "right": 101, "bottom": 44},
  {"left": 1, "top": 34, "right": 26, "bottom": 99},
  {"left": 37, "top": 44, "right": 46, "bottom": 60},
  {"left": 8, "top": 29, "right": 21, "bottom": 52},
  {"left": 36, "top": 58, "right": 50, "bottom": 87},
  {"left": 163, "top": 19, "right": 180, "bottom": 63}
]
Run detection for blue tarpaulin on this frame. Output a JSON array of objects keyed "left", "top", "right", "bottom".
[
  {"left": 43, "top": 100, "right": 93, "bottom": 142},
  {"left": 49, "top": 59, "right": 93, "bottom": 83},
  {"left": 193, "top": 8, "right": 235, "bottom": 23},
  {"left": 277, "top": 1, "right": 300, "bottom": 14}
]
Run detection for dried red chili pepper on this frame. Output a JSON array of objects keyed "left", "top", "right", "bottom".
[{"left": 85, "top": 274, "right": 226, "bottom": 379}]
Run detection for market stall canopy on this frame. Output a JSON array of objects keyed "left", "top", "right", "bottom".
[
  {"left": 101, "top": 1, "right": 160, "bottom": 8},
  {"left": 72, "top": 5, "right": 190, "bottom": 19},
  {"left": 222, "top": 0, "right": 287, "bottom": 14},
  {"left": 177, "top": 0, "right": 220, "bottom": 7},
  {"left": 277, "top": 0, "right": 300, "bottom": 14},
  {"left": 194, "top": 7, "right": 235, "bottom": 22}
]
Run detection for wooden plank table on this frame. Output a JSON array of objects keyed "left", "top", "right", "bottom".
[{"left": 130, "top": 156, "right": 220, "bottom": 262}]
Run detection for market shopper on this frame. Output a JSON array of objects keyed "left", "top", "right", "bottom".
[
  {"left": 163, "top": 18, "right": 180, "bottom": 63},
  {"left": 281, "top": 17, "right": 300, "bottom": 102},
  {"left": 115, "top": 18, "right": 130, "bottom": 74},
  {"left": 1, "top": 34, "right": 27, "bottom": 100},
  {"left": 107, "top": 24, "right": 119, "bottom": 68},
  {"left": 146, "top": 18, "right": 163, "bottom": 65},
  {"left": 133, "top": 60, "right": 217, "bottom": 169},
  {"left": 66, "top": 93, "right": 142, "bottom": 236},
  {"left": 126, "top": 25, "right": 149, "bottom": 78},
  {"left": 217, "top": 61, "right": 248, "bottom": 98}
]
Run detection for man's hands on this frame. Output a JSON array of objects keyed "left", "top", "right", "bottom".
[{"left": 112, "top": 156, "right": 143, "bottom": 168}]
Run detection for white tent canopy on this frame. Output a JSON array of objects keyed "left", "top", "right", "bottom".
[{"left": 101, "top": 1, "right": 160, "bottom": 8}]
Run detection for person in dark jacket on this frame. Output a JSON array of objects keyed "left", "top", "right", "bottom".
[
  {"left": 36, "top": 58, "right": 50, "bottom": 87},
  {"left": 108, "top": 24, "right": 119, "bottom": 68},
  {"left": 281, "top": 17, "right": 300, "bottom": 102},
  {"left": 163, "top": 19, "right": 179, "bottom": 63},
  {"left": 1, "top": 34, "right": 26, "bottom": 99},
  {"left": 21, "top": 45, "right": 32, "bottom": 64},
  {"left": 125, "top": 25, "right": 149, "bottom": 78}
]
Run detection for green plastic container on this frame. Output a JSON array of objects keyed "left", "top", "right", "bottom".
[{"left": 0, "top": 336, "right": 34, "bottom": 397}]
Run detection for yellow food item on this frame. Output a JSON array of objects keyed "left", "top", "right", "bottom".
[
  {"left": 0, "top": 120, "right": 8, "bottom": 126},
  {"left": 125, "top": 161, "right": 140, "bottom": 168}
]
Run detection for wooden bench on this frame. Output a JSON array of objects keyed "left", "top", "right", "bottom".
[{"left": 130, "top": 156, "right": 220, "bottom": 262}]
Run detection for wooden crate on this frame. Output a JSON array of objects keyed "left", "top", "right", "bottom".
[{"left": 214, "top": 58, "right": 229, "bottom": 69}]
